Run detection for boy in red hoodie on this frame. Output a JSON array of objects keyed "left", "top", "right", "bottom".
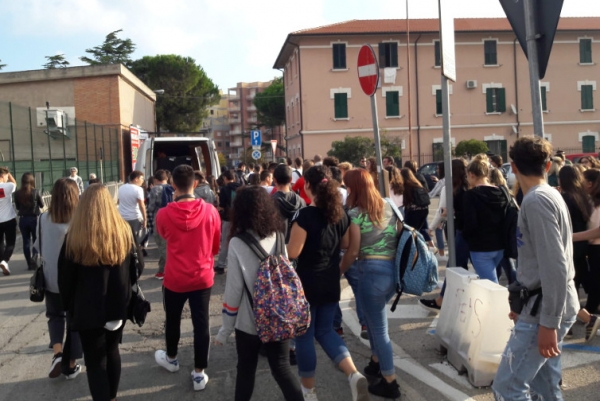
[{"left": 154, "top": 165, "right": 221, "bottom": 391}]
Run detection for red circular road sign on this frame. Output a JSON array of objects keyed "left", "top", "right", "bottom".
[{"left": 357, "top": 45, "right": 379, "bottom": 97}]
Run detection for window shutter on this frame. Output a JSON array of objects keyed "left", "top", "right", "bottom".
[
  {"left": 580, "top": 39, "right": 592, "bottom": 64},
  {"left": 386, "top": 91, "right": 400, "bottom": 116},
  {"left": 583, "top": 135, "right": 596, "bottom": 153},
  {"left": 379, "top": 44, "right": 387, "bottom": 69},
  {"left": 582, "top": 85, "right": 594, "bottom": 110},
  {"left": 500, "top": 140, "right": 508, "bottom": 162},
  {"left": 486, "top": 89, "right": 494, "bottom": 113},
  {"left": 391, "top": 43, "right": 398, "bottom": 67},
  {"left": 333, "top": 44, "right": 346, "bottom": 69},
  {"left": 436, "top": 90, "right": 443, "bottom": 115},
  {"left": 434, "top": 41, "right": 441, "bottom": 67},
  {"left": 334, "top": 93, "right": 348, "bottom": 119},
  {"left": 340, "top": 44, "right": 346, "bottom": 69},
  {"left": 497, "top": 88, "right": 507, "bottom": 112},
  {"left": 541, "top": 86, "right": 547, "bottom": 111}
]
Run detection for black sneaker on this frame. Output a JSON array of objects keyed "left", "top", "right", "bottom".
[
  {"left": 363, "top": 357, "right": 382, "bottom": 379},
  {"left": 419, "top": 298, "right": 441, "bottom": 314},
  {"left": 289, "top": 349, "right": 297, "bottom": 366},
  {"left": 64, "top": 364, "right": 82, "bottom": 380},
  {"left": 368, "top": 378, "right": 401, "bottom": 399},
  {"left": 335, "top": 327, "right": 345, "bottom": 338},
  {"left": 48, "top": 352, "right": 63, "bottom": 378},
  {"left": 214, "top": 266, "right": 225, "bottom": 275},
  {"left": 360, "top": 325, "right": 369, "bottom": 340},
  {"left": 585, "top": 315, "right": 600, "bottom": 342},
  {"left": 142, "top": 249, "right": 148, "bottom": 257}
]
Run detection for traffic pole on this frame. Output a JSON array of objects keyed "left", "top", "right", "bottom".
[
  {"left": 370, "top": 96, "right": 386, "bottom": 196},
  {"left": 524, "top": 0, "right": 545, "bottom": 138},
  {"left": 441, "top": 75, "right": 455, "bottom": 267}
]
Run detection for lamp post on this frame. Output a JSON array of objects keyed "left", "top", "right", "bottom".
[{"left": 153, "top": 89, "right": 165, "bottom": 136}]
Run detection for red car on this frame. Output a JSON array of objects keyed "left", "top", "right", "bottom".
[{"left": 566, "top": 153, "right": 597, "bottom": 164}]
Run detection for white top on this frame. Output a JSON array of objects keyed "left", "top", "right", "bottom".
[
  {"left": 388, "top": 187, "right": 403, "bottom": 209},
  {"left": 261, "top": 185, "right": 274, "bottom": 194},
  {"left": 589, "top": 207, "right": 600, "bottom": 245},
  {"left": 118, "top": 183, "right": 144, "bottom": 221},
  {"left": 338, "top": 187, "right": 348, "bottom": 206},
  {"left": 0, "top": 182, "right": 16, "bottom": 223},
  {"left": 291, "top": 169, "right": 302, "bottom": 184},
  {"left": 430, "top": 187, "right": 447, "bottom": 230}
]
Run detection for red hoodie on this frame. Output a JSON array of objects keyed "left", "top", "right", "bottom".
[{"left": 156, "top": 199, "right": 221, "bottom": 293}]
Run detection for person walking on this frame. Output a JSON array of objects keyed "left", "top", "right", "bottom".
[
  {"left": 287, "top": 165, "right": 369, "bottom": 401},
  {"left": 154, "top": 165, "right": 221, "bottom": 391},
  {"left": 38, "top": 178, "right": 82, "bottom": 379},
  {"left": 58, "top": 184, "right": 143, "bottom": 401},
  {"left": 0, "top": 167, "right": 17, "bottom": 276},
  {"left": 147, "top": 169, "right": 170, "bottom": 279},
  {"left": 118, "top": 170, "right": 147, "bottom": 245},
  {"left": 292, "top": 157, "right": 303, "bottom": 184},
  {"left": 492, "top": 137, "right": 578, "bottom": 400},
  {"left": 215, "top": 169, "right": 242, "bottom": 275},
  {"left": 272, "top": 165, "right": 306, "bottom": 243},
  {"left": 385, "top": 166, "right": 404, "bottom": 209},
  {"left": 67, "top": 167, "right": 84, "bottom": 195},
  {"left": 400, "top": 168, "right": 432, "bottom": 248},
  {"left": 194, "top": 170, "right": 217, "bottom": 206},
  {"left": 215, "top": 186, "right": 303, "bottom": 401},
  {"left": 343, "top": 168, "right": 402, "bottom": 399},
  {"left": 292, "top": 160, "right": 315, "bottom": 206},
  {"left": 14, "top": 172, "right": 44, "bottom": 270}
]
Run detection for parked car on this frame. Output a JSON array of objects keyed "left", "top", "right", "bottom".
[
  {"left": 417, "top": 162, "right": 439, "bottom": 191},
  {"left": 501, "top": 163, "right": 516, "bottom": 189},
  {"left": 566, "top": 153, "right": 597, "bottom": 164}
]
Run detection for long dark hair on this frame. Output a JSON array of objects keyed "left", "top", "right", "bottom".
[
  {"left": 15, "top": 172, "right": 35, "bottom": 206},
  {"left": 305, "top": 165, "right": 345, "bottom": 224},
  {"left": 400, "top": 168, "right": 423, "bottom": 205},
  {"left": 452, "top": 158, "right": 468, "bottom": 194},
  {"left": 49, "top": 178, "right": 79, "bottom": 224},
  {"left": 229, "top": 186, "right": 284, "bottom": 240},
  {"left": 385, "top": 166, "right": 404, "bottom": 196},
  {"left": 560, "top": 166, "right": 593, "bottom": 220}
]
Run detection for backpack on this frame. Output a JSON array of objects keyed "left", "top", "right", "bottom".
[
  {"left": 385, "top": 199, "right": 438, "bottom": 312},
  {"left": 412, "top": 187, "right": 431, "bottom": 207},
  {"left": 500, "top": 185, "right": 519, "bottom": 259},
  {"left": 236, "top": 231, "right": 311, "bottom": 343},
  {"left": 160, "top": 185, "right": 175, "bottom": 208}
]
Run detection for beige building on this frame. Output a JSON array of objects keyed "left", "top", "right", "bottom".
[
  {"left": 274, "top": 17, "right": 600, "bottom": 163},
  {"left": 202, "top": 92, "right": 231, "bottom": 157}
]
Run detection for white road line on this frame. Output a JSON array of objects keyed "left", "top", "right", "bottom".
[{"left": 340, "top": 287, "right": 477, "bottom": 401}]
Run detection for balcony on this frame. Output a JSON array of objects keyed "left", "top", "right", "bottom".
[
  {"left": 246, "top": 92, "right": 256, "bottom": 100},
  {"left": 228, "top": 153, "right": 240, "bottom": 160},
  {"left": 228, "top": 105, "right": 240, "bottom": 112},
  {"left": 230, "top": 130, "right": 242, "bottom": 136},
  {"left": 230, "top": 141, "right": 242, "bottom": 147},
  {"left": 247, "top": 116, "right": 257, "bottom": 123},
  {"left": 247, "top": 105, "right": 256, "bottom": 111},
  {"left": 228, "top": 117, "right": 241, "bottom": 124}
]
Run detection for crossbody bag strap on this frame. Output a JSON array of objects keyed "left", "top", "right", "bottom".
[
  {"left": 38, "top": 212, "right": 43, "bottom": 259},
  {"left": 236, "top": 232, "right": 270, "bottom": 260}
]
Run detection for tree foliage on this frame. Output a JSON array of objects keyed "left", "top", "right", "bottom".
[
  {"left": 130, "top": 55, "right": 220, "bottom": 132},
  {"left": 455, "top": 139, "right": 489, "bottom": 159},
  {"left": 80, "top": 29, "right": 136, "bottom": 67},
  {"left": 217, "top": 152, "right": 227, "bottom": 167},
  {"left": 0, "top": 59, "right": 6, "bottom": 70},
  {"left": 328, "top": 135, "right": 403, "bottom": 166},
  {"left": 253, "top": 77, "right": 285, "bottom": 128},
  {"left": 44, "top": 54, "right": 70, "bottom": 69}
]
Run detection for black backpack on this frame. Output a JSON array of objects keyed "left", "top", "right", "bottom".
[
  {"left": 500, "top": 186, "right": 519, "bottom": 259},
  {"left": 413, "top": 187, "right": 431, "bottom": 207}
]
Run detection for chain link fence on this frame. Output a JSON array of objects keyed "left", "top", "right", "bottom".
[{"left": 0, "top": 101, "right": 121, "bottom": 192}]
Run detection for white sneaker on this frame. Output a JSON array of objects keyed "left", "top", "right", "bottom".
[
  {"left": 436, "top": 254, "right": 449, "bottom": 263},
  {"left": 0, "top": 260, "right": 10, "bottom": 276},
  {"left": 191, "top": 370, "right": 208, "bottom": 391},
  {"left": 349, "top": 372, "right": 370, "bottom": 401},
  {"left": 303, "top": 387, "right": 319, "bottom": 400},
  {"left": 155, "top": 350, "right": 179, "bottom": 372},
  {"left": 65, "top": 364, "right": 82, "bottom": 380}
]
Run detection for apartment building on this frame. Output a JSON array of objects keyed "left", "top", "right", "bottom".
[
  {"left": 202, "top": 92, "right": 230, "bottom": 156},
  {"left": 228, "top": 81, "right": 285, "bottom": 166},
  {"left": 274, "top": 17, "right": 600, "bottom": 163}
]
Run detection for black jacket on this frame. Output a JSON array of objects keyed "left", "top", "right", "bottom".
[
  {"left": 58, "top": 242, "right": 143, "bottom": 331},
  {"left": 272, "top": 191, "right": 306, "bottom": 242},
  {"left": 15, "top": 188, "right": 44, "bottom": 217},
  {"left": 219, "top": 182, "right": 242, "bottom": 221},
  {"left": 462, "top": 185, "right": 507, "bottom": 252}
]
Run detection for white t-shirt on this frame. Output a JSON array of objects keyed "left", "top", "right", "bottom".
[
  {"left": 291, "top": 169, "right": 302, "bottom": 184},
  {"left": 118, "top": 184, "right": 144, "bottom": 221},
  {"left": 338, "top": 187, "right": 348, "bottom": 206},
  {"left": 0, "top": 182, "right": 16, "bottom": 223},
  {"left": 261, "top": 185, "right": 274, "bottom": 194}
]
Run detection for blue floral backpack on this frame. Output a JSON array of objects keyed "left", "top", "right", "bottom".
[{"left": 236, "top": 231, "right": 310, "bottom": 343}]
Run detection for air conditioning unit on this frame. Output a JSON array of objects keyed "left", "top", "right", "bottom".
[
  {"left": 44, "top": 109, "right": 70, "bottom": 139},
  {"left": 466, "top": 80, "right": 478, "bottom": 89}
]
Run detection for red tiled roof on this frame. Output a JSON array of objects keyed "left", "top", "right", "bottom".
[{"left": 292, "top": 17, "right": 600, "bottom": 35}]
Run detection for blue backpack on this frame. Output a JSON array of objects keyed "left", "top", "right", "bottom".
[
  {"left": 385, "top": 199, "right": 439, "bottom": 312},
  {"left": 161, "top": 185, "right": 175, "bottom": 208}
]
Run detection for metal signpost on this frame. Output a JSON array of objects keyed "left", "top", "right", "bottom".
[
  {"left": 271, "top": 140, "right": 277, "bottom": 162},
  {"left": 439, "top": 0, "right": 457, "bottom": 267},
  {"left": 357, "top": 45, "right": 385, "bottom": 196}
]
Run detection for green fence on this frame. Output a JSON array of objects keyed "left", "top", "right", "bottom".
[{"left": 0, "top": 101, "right": 121, "bottom": 192}]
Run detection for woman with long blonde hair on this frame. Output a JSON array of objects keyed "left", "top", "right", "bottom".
[
  {"left": 342, "top": 168, "right": 402, "bottom": 399},
  {"left": 58, "top": 184, "right": 142, "bottom": 401}
]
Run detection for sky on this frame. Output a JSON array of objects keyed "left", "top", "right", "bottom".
[{"left": 0, "top": 0, "right": 599, "bottom": 91}]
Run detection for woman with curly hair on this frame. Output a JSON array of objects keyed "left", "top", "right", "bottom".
[
  {"left": 215, "top": 186, "right": 303, "bottom": 401},
  {"left": 287, "top": 165, "right": 369, "bottom": 401}
]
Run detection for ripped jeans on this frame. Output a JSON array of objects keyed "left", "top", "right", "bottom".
[{"left": 492, "top": 317, "right": 575, "bottom": 401}]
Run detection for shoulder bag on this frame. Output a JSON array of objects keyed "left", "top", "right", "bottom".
[{"left": 29, "top": 214, "right": 45, "bottom": 302}]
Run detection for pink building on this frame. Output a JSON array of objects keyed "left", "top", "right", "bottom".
[{"left": 274, "top": 18, "right": 600, "bottom": 164}]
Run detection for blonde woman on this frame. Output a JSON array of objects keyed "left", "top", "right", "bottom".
[
  {"left": 58, "top": 184, "right": 142, "bottom": 401},
  {"left": 547, "top": 157, "right": 563, "bottom": 187}
]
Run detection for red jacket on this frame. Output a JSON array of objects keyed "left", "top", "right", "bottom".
[
  {"left": 292, "top": 177, "right": 311, "bottom": 205},
  {"left": 156, "top": 199, "right": 221, "bottom": 293}
]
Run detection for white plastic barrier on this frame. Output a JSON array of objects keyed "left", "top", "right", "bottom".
[{"left": 436, "top": 268, "right": 514, "bottom": 387}]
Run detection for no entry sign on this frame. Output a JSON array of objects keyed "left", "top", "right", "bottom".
[{"left": 357, "top": 45, "right": 379, "bottom": 97}]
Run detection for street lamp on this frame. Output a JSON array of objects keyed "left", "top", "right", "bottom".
[{"left": 153, "top": 89, "right": 165, "bottom": 135}]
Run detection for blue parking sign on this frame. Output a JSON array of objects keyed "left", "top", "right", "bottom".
[{"left": 250, "top": 130, "right": 262, "bottom": 146}]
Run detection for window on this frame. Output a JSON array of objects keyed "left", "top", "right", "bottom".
[
  {"left": 226, "top": 141, "right": 230, "bottom": 148},
  {"left": 486, "top": 88, "right": 506, "bottom": 113},
  {"left": 379, "top": 42, "right": 398, "bottom": 68},
  {"left": 434, "top": 41, "right": 441, "bottom": 67},
  {"left": 581, "top": 85, "right": 594, "bottom": 110},
  {"left": 583, "top": 135, "right": 596, "bottom": 153},
  {"left": 484, "top": 40, "right": 497, "bottom": 65},
  {"left": 216, "top": 142, "right": 222, "bottom": 147},
  {"left": 334, "top": 93, "right": 348, "bottom": 119},
  {"left": 386, "top": 91, "right": 400, "bottom": 117},
  {"left": 436, "top": 89, "right": 443, "bottom": 115},
  {"left": 541, "top": 86, "right": 547, "bottom": 111},
  {"left": 332, "top": 43, "right": 346, "bottom": 69},
  {"left": 580, "top": 39, "right": 593, "bottom": 64}
]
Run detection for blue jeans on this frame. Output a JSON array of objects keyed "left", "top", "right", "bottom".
[
  {"left": 441, "top": 230, "right": 470, "bottom": 297},
  {"left": 492, "top": 318, "right": 576, "bottom": 401},
  {"left": 435, "top": 227, "right": 445, "bottom": 252},
  {"left": 496, "top": 257, "right": 517, "bottom": 284},
  {"left": 357, "top": 259, "right": 396, "bottom": 376},
  {"left": 470, "top": 250, "right": 504, "bottom": 283},
  {"left": 334, "top": 262, "right": 364, "bottom": 329},
  {"left": 295, "top": 302, "right": 350, "bottom": 378},
  {"left": 19, "top": 215, "right": 38, "bottom": 265}
]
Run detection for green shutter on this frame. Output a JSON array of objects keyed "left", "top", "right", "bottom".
[
  {"left": 583, "top": 135, "right": 596, "bottom": 153},
  {"left": 486, "top": 89, "right": 494, "bottom": 113},
  {"left": 484, "top": 41, "right": 497, "bottom": 65},
  {"left": 435, "top": 41, "right": 441, "bottom": 67},
  {"left": 333, "top": 44, "right": 346, "bottom": 69},
  {"left": 386, "top": 91, "right": 400, "bottom": 117},
  {"left": 580, "top": 39, "right": 592, "bottom": 64},
  {"left": 582, "top": 85, "right": 594, "bottom": 110},
  {"left": 334, "top": 93, "right": 348, "bottom": 118},
  {"left": 500, "top": 140, "right": 508, "bottom": 163},
  {"left": 497, "top": 88, "right": 507, "bottom": 112},
  {"left": 340, "top": 44, "right": 346, "bottom": 69},
  {"left": 390, "top": 43, "right": 398, "bottom": 67},
  {"left": 379, "top": 44, "right": 387, "bottom": 68},
  {"left": 436, "top": 90, "right": 443, "bottom": 115},
  {"left": 541, "top": 86, "right": 547, "bottom": 111}
]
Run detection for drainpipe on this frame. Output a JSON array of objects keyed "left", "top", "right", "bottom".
[
  {"left": 513, "top": 38, "right": 521, "bottom": 138},
  {"left": 414, "top": 34, "right": 422, "bottom": 165},
  {"left": 291, "top": 42, "right": 305, "bottom": 159}
]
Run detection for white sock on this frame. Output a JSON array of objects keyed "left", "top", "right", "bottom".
[
  {"left": 167, "top": 355, "right": 177, "bottom": 362},
  {"left": 193, "top": 369, "right": 204, "bottom": 377},
  {"left": 301, "top": 385, "right": 315, "bottom": 395}
]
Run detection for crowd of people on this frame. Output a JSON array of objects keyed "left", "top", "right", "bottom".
[{"left": 0, "top": 138, "right": 592, "bottom": 401}]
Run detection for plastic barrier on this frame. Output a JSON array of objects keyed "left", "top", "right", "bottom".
[{"left": 436, "top": 268, "right": 514, "bottom": 387}]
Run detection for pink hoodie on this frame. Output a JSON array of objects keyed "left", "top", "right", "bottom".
[{"left": 156, "top": 199, "right": 221, "bottom": 293}]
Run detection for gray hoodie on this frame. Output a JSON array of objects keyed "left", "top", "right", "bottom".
[{"left": 517, "top": 184, "right": 579, "bottom": 329}]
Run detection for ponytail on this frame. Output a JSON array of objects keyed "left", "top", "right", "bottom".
[{"left": 305, "top": 166, "right": 344, "bottom": 224}]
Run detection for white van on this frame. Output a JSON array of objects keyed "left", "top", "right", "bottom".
[{"left": 134, "top": 136, "right": 221, "bottom": 180}]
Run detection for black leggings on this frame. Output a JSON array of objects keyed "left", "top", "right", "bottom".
[
  {"left": 0, "top": 218, "right": 17, "bottom": 262},
  {"left": 234, "top": 329, "right": 303, "bottom": 401},
  {"left": 585, "top": 245, "right": 600, "bottom": 314},
  {"left": 79, "top": 327, "right": 124, "bottom": 401}
]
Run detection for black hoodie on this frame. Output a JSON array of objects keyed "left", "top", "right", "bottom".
[
  {"left": 462, "top": 185, "right": 508, "bottom": 252},
  {"left": 272, "top": 191, "right": 306, "bottom": 242},
  {"left": 219, "top": 182, "right": 242, "bottom": 221}
]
